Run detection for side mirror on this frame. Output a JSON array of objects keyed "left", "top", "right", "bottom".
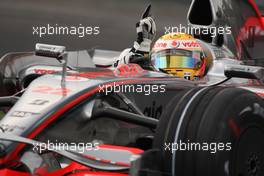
[
  {"left": 35, "top": 43, "right": 65, "bottom": 59},
  {"left": 224, "top": 64, "right": 264, "bottom": 83},
  {"left": 35, "top": 43, "right": 68, "bottom": 85}
]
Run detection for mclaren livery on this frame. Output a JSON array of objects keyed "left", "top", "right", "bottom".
[{"left": 0, "top": 0, "right": 263, "bottom": 176}]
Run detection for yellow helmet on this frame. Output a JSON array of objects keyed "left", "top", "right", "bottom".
[{"left": 151, "top": 33, "right": 209, "bottom": 81}]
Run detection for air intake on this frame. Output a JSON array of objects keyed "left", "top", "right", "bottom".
[{"left": 188, "top": 0, "right": 213, "bottom": 26}]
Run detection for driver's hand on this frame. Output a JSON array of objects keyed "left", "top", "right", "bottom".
[
  {"left": 132, "top": 17, "right": 156, "bottom": 53},
  {"left": 114, "top": 16, "right": 156, "bottom": 67},
  {"left": 114, "top": 49, "right": 143, "bottom": 66}
]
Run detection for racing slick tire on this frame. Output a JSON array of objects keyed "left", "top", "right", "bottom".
[{"left": 153, "top": 87, "right": 264, "bottom": 176}]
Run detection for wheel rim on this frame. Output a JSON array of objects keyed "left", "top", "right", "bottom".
[{"left": 234, "top": 127, "right": 264, "bottom": 176}]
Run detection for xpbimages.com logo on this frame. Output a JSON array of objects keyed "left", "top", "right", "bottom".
[
  {"left": 33, "top": 140, "right": 100, "bottom": 154},
  {"left": 98, "top": 82, "right": 166, "bottom": 95},
  {"left": 164, "top": 140, "right": 232, "bottom": 154},
  {"left": 164, "top": 24, "right": 232, "bottom": 37},
  {"left": 32, "top": 24, "right": 100, "bottom": 38}
]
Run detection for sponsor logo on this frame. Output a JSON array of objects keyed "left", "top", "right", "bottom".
[
  {"left": 32, "top": 85, "right": 71, "bottom": 95},
  {"left": 34, "top": 69, "right": 57, "bottom": 74},
  {"left": 114, "top": 64, "right": 145, "bottom": 77},
  {"left": 30, "top": 99, "right": 50, "bottom": 106},
  {"left": 171, "top": 40, "right": 180, "bottom": 47},
  {"left": 11, "top": 111, "right": 39, "bottom": 118},
  {"left": 154, "top": 42, "right": 167, "bottom": 48},
  {"left": 0, "top": 124, "right": 26, "bottom": 132},
  {"left": 181, "top": 41, "right": 200, "bottom": 48},
  {"left": 154, "top": 40, "right": 201, "bottom": 50}
]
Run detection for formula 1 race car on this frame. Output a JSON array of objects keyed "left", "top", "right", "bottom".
[{"left": 0, "top": 0, "right": 263, "bottom": 176}]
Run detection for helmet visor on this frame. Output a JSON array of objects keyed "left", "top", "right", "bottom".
[{"left": 151, "top": 49, "right": 201, "bottom": 69}]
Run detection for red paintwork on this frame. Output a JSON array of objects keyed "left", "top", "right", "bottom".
[
  {"left": 99, "top": 144, "right": 143, "bottom": 155},
  {"left": 248, "top": 0, "right": 262, "bottom": 17},
  {"left": 1, "top": 2, "right": 263, "bottom": 175},
  {"left": 0, "top": 145, "right": 141, "bottom": 175},
  {"left": 0, "top": 145, "right": 138, "bottom": 175},
  {"left": 234, "top": 0, "right": 264, "bottom": 59},
  {"left": 257, "top": 92, "right": 264, "bottom": 97},
  {"left": 0, "top": 78, "right": 166, "bottom": 175},
  {"left": 74, "top": 71, "right": 114, "bottom": 78},
  {"left": 47, "top": 162, "right": 127, "bottom": 176},
  {"left": 0, "top": 162, "right": 128, "bottom": 176},
  {"left": 0, "top": 169, "right": 30, "bottom": 176},
  {"left": 66, "top": 172, "right": 127, "bottom": 176},
  {"left": 3, "top": 80, "right": 136, "bottom": 163},
  {"left": 32, "top": 85, "right": 71, "bottom": 95},
  {"left": 114, "top": 64, "right": 146, "bottom": 77}
]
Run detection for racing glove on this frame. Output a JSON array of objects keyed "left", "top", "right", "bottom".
[
  {"left": 132, "top": 16, "right": 156, "bottom": 53},
  {"left": 114, "top": 16, "right": 156, "bottom": 68}
]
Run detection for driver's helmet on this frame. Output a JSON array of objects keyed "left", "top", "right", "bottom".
[{"left": 151, "top": 33, "right": 210, "bottom": 81}]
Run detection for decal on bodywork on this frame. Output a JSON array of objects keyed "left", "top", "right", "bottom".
[
  {"left": 0, "top": 74, "right": 99, "bottom": 135},
  {"left": 24, "top": 65, "right": 64, "bottom": 76},
  {"left": 10, "top": 111, "right": 40, "bottom": 118}
]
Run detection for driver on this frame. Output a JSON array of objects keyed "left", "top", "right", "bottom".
[{"left": 114, "top": 16, "right": 212, "bottom": 81}]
